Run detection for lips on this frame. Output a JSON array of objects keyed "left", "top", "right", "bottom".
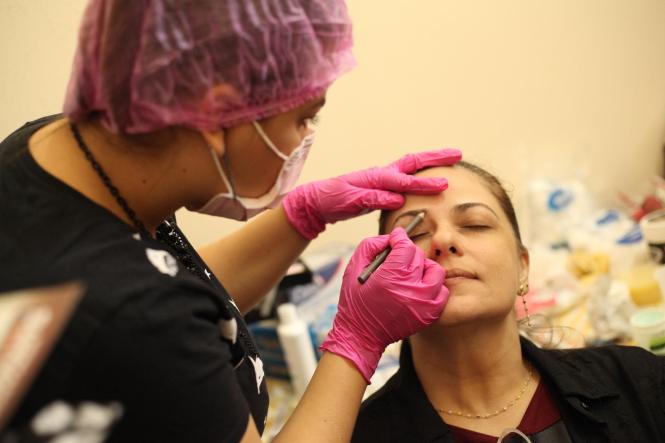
[{"left": 444, "top": 268, "right": 478, "bottom": 280}]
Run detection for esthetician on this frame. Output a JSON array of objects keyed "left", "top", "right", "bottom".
[{"left": 0, "top": 1, "right": 459, "bottom": 442}]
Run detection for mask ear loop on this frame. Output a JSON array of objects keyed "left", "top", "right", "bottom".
[
  {"left": 209, "top": 147, "right": 238, "bottom": 201},
  {"left": 252, "top": 121, "right": 289, "bottom": 161}
]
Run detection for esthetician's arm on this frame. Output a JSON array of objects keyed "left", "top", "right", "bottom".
[
  {"left": 241, "top": 230, "right": 449, "bottom": 442},
  {"left": 198, "top": 207, "right": 308, "bottom": 314},
  {"left": 240, "top": 353, "right": 366, "bottom": 443},
  {"left": 199, "top": 149, "right": 461, "bottom": 314}
]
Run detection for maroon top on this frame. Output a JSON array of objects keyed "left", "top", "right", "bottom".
[{"left": 448, "top": 380, "right": 562, "bottom": 442}]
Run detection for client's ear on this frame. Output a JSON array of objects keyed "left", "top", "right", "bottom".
[
  {"left": 201, "top": 130, "right": 226, "bottom": 156},
  {"left": 518, "top": 247, "right": 530, "bottom": 284}
]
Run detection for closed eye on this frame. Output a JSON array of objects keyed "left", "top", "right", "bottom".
[
  {"left": 463, "top": 225, "right": 491, "bottom": 231},
  {"left": 409, "top": 232, "right": 431, "bottom": 241}
]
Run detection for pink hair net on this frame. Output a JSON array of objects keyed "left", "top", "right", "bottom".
[{"left": 64, "top": 0, "right": 355, "bottom": 134}]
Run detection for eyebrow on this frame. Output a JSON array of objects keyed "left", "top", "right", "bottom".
[
  {"left": 309, "top": 97, "right": 326, "bottom": 109},
  {"left": 392, "top": 202, "right": 499, "bottom": 226},
  {"left": 452, "top": 202, "right": 499, "bottom": 218},
  {"left": 393, "top": 209, "right": 429, "bottom": 224}
]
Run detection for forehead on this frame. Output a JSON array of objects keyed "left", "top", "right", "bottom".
[
  {"left": 418, "top": 165, "right": 495, "bottom": 198},
  {"left": 387, "top": 165, "right": 505, "bottom": 223}
]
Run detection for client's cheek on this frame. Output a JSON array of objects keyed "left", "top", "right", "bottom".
[{"left": 418, "top": 239, "right": 435, "bottom": 258}]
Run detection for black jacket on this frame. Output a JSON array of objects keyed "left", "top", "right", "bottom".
[{"left": 353, "top": 337, "right": 665, "bottom": 442}]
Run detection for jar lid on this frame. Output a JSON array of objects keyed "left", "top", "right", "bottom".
[{"left": 630, "top": 309, "right": 665, "bottom": 328}]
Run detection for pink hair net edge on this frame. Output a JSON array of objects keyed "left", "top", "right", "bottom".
[{"left": 64, "top": 57, "right": 356, "bottom": 134}]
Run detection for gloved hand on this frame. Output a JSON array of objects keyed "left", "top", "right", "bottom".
[
  {"left": 282, "top": 149, "right": 462, "bottom": 239},
  {"left": 320, "top": 228, "right": 449, "bottom": 383}
]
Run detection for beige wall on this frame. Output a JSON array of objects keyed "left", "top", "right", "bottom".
[{"left": 2, "top": 0, "right": 665, "bottom": 251}]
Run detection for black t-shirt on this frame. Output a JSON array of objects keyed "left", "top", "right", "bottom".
[{"left": 0, "top": 116, "right": 268, "bottom": 442}]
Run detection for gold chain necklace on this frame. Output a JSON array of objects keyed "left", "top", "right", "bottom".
[{"left": 436, "top": 367, "right": 533, "bottom": 420}]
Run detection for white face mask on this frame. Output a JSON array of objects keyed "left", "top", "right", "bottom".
[{"left": 196, "top": 121, "right": 314, "bottom": 220}]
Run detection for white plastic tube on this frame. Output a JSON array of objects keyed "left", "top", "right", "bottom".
[{"left": 276, "top": 303, "right": 318, "bottom": 396}]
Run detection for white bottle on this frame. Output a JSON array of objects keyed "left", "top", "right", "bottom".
[{"left": 276, "top": 303, "right": 318, "bottom": 396}]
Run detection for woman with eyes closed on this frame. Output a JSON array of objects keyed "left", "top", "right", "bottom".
[{"left": 352, "top": 161, "right": 665, "bottom": 443}]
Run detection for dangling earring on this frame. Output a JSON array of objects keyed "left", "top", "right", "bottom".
[{"left": 518, "top": 282, "right": 532, "bottom": 327}]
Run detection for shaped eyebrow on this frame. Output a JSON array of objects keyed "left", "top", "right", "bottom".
[
  {"left": 393, "top": 209, "right": 429, "bottom": 225},
  {"left": 452, "top": 202, "right": 499, "bottom": 219},
  {"left": 309, "top": 97, "right": 326, "bottom": 109}
]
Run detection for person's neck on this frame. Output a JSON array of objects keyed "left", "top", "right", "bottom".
[
  {"left": 29, "top": 118, "right": 202, "bottom": 235},
  {"left": 410, "top": 317, "right": 528, "bottom": 416}
]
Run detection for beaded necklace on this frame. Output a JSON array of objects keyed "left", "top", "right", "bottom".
[{"left": 70, "top": 122, "right": 207, "bottom": 282}]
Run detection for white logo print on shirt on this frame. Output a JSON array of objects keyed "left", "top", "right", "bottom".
[
  {"left": 218, "top": 318, "right": 238, "bottom": 344},
  {"left": 145, "top": 249, "right": 179, "bottom": 277},
  {"left": 249, "top": 356, "right": 265, "bottom": 394}
]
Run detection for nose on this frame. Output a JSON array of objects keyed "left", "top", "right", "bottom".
[
  {"left": 434, "top": 246, "right": 458, "bottom": 257},
  {"left": 428, "top": 230, "right": 462, "bottom": 260}
]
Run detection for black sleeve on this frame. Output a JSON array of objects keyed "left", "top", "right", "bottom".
[{"left": 78, "top": 285, "right": 251, "bottom": 443}]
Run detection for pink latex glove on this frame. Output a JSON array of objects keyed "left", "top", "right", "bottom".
[
  {"left": 283, "top": 149, "right": 462, "bottom": 239},
  {"left": 320, "top": 228, "right": 449, "bottom": 383}
]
